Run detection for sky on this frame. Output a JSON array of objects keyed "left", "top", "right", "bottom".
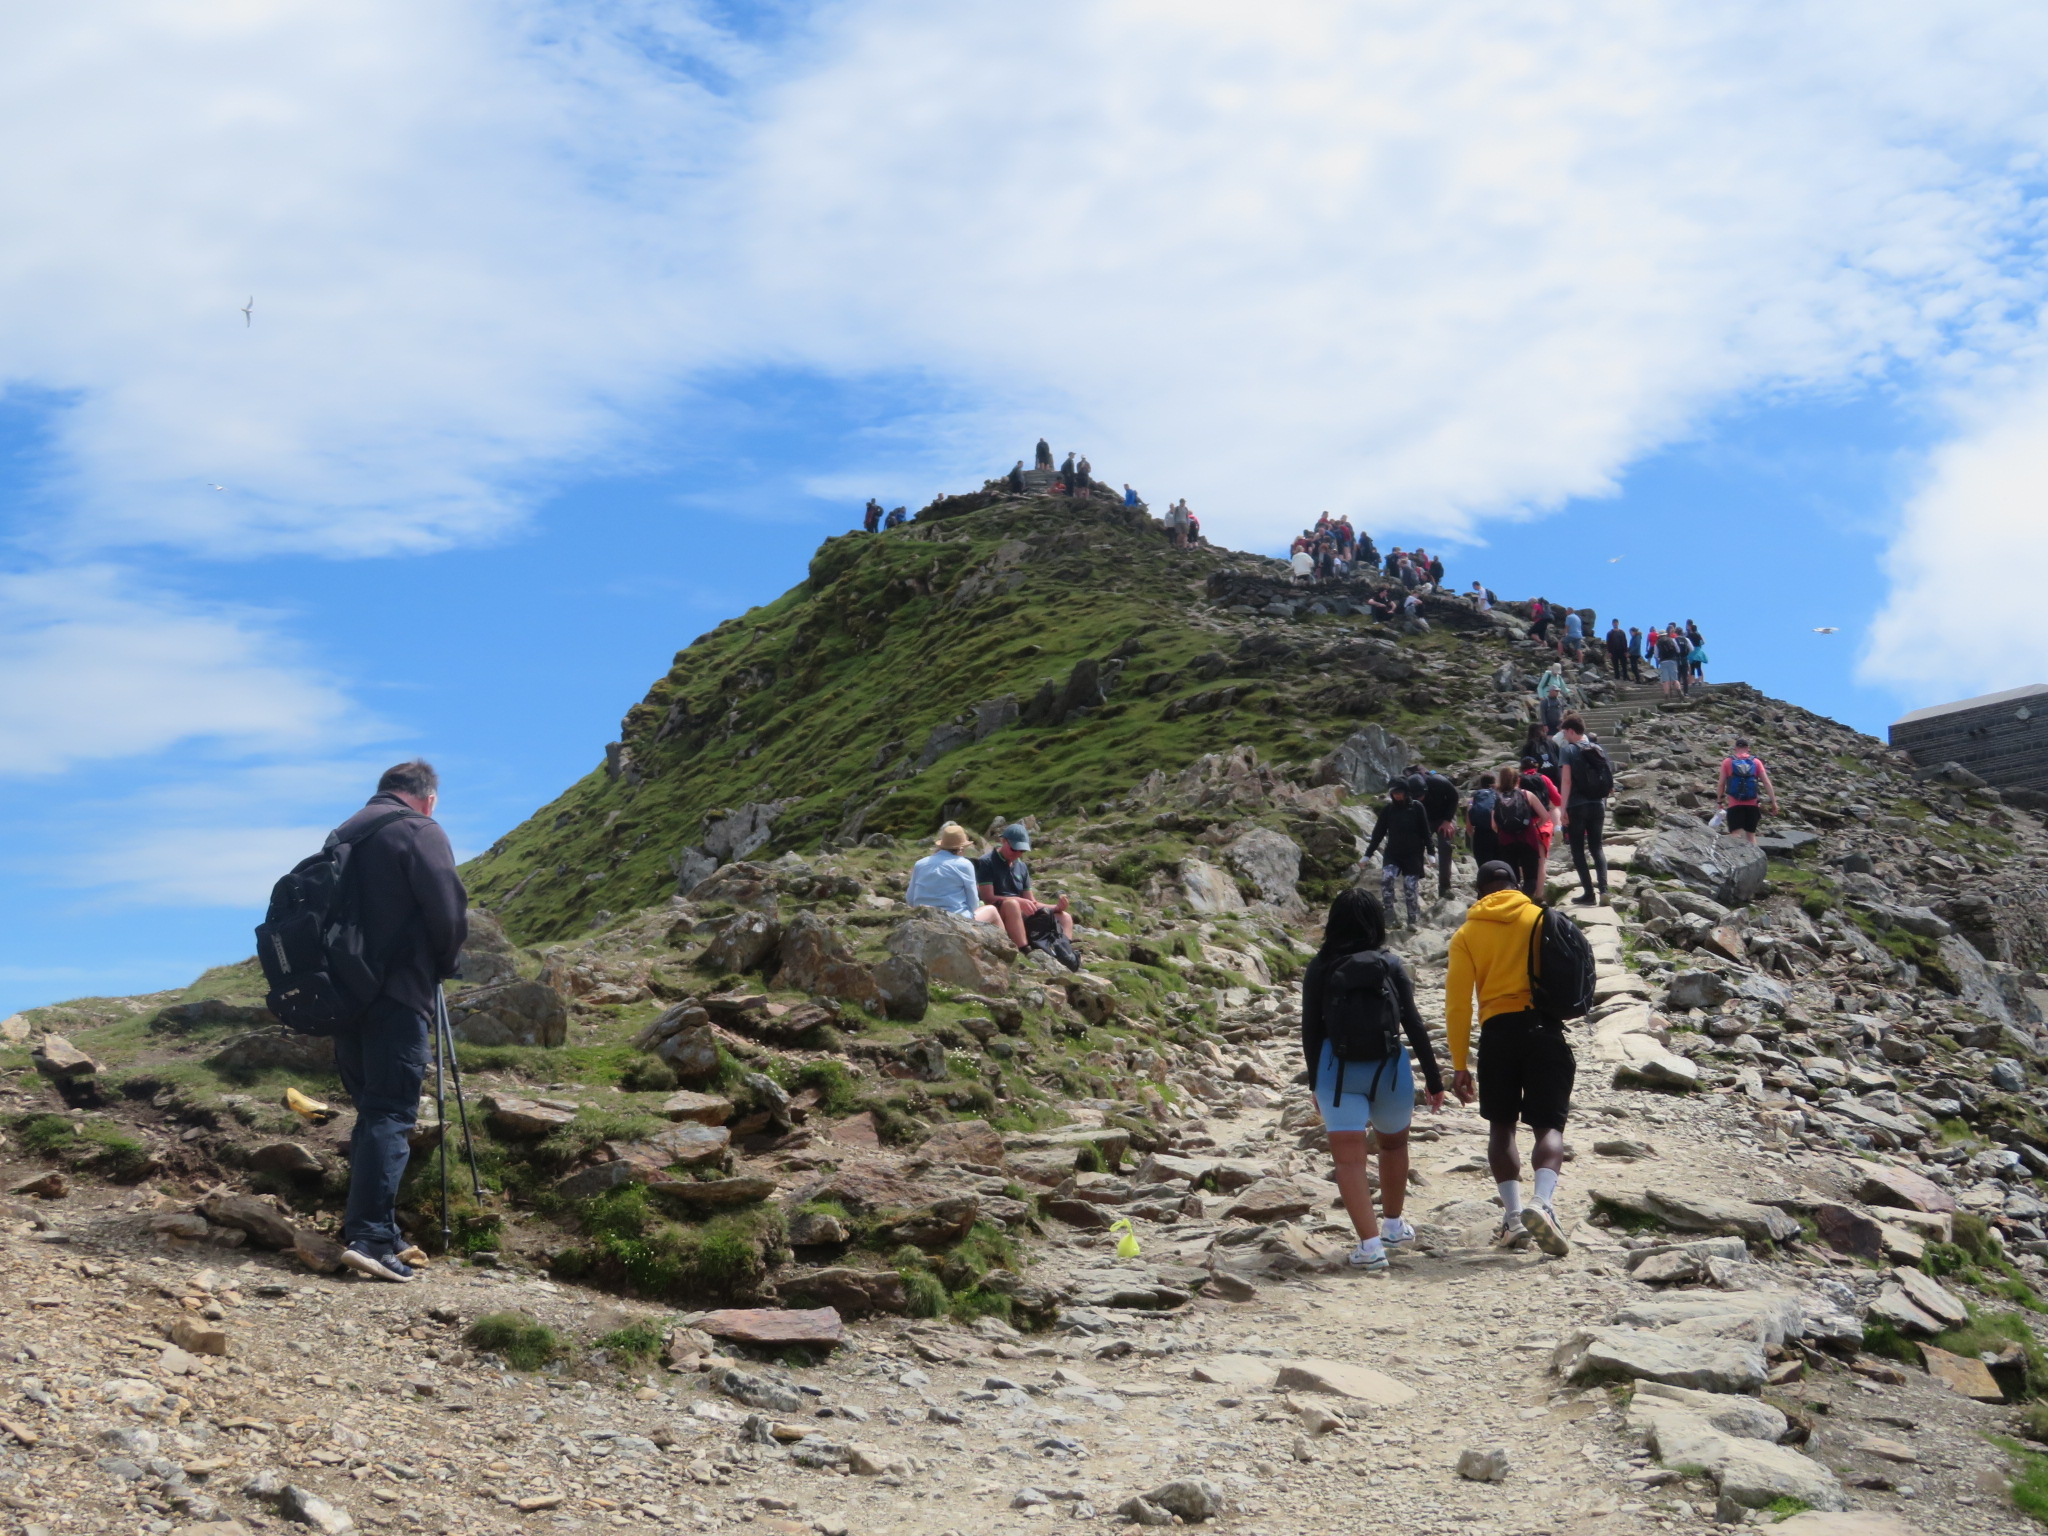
[{"left": 5, "top": 1, "right": 2048, "bottom": 1014}]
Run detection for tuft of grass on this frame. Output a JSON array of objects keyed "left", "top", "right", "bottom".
[
  {"left": 15, "top": 1113, "right": 77, "bottom": 1157},
  {"left": 1860, "top": 1314, "right": 1920, "bottom": 1365},
  {"left": 13, "top": 1112, "right": 153, "bottom": 1181},
  {"left": 792, "top": 1059, "right": 860, "bottom": 1116},
  {"left": 898, "top": 1267, "right": 947, "bottom": 1318},
  {"left": 593, "top": 1318, "right": 667, "bottom": 1362},
  {"left": 1992, "top": 1435, "right": 2048, "bottom": 1526},
  {"left": 534, "top": 1108, "right": 665, "bottom": 1171},
  {"left": 556, "top": 1188, "right": 783, "bottom": 1303},
  {"left": 619, "top": 1055, "right": 678, "bottom": 1093},
  {"left": 2021, "top": 1404, "right": 2048, "bottom": 1444},
  {"left": 1764, "top": 1497, "right": 1814, "bottom": 1520},
  {"left": 466, "top": 1312, "right": 566, "bottom": 1370}
]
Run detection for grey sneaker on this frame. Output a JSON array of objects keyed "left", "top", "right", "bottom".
[
  {"left": 1491, "top": 1218, "right": 1532, "bottom": 1251},
  {"left": 1521, "top": 1204, "right": 1571, "bottom": 1258}
]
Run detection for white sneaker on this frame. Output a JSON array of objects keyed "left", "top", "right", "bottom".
[
  {"left": 1347, "top": 1241, "right": 1390, "bottom": 1273},
  {"left": 1381, "top": 1216, "right": 1417, "bottom": 1249},
  {"left": 1521, "top": 1203, "right": 1571, "bottom": 1257}
]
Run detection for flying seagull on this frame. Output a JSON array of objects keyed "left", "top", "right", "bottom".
[
  {"left": 241, "top": 296, "right": 253, "bottom": 327},
  {"left": 1812, "top": 626, "right": 1839, "bottom": 634},
  {"left": 1608, "top": 556, "right": 1624, "bottom": 563},
  {"left": 207, "top": 482, "right": 226, "bottom": 491}
]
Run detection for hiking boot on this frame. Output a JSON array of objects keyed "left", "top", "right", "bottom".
[
  {"left": 1521, "top": 1204, "right": 1571, "bottom": 1258},
  {"left": 1380, "top": 1216, "right": 1417, "bottom": 1249},
  {"left": 340, "top": 1243, "right": 413, "bottom": 1284},
  {"left": 1572, "top": 892, "right": 1599, "bottom": 907},
  {"left": 1491, "top": 1218, "right": 1532, "bottom": 1251},
  {"left": 1346, "top": 1241, "right": 1391, "bottom": 1273}
]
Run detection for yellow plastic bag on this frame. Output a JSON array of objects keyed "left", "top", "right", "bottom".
[{"left": 1108, "top": 1218, "right": 1142, "bottom": 1260}]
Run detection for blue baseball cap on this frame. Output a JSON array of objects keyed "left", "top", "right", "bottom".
[{"left": 1001, "top": 823, "right": 1032, "bottom": 850}]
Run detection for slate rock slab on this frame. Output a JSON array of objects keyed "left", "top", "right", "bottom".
[
  {"left": 697, "top": 1307, "right": 844, "bottom": 1348},
  {"left": 1553, "top": 1327, "right": 1767, "bottom": 1393}
]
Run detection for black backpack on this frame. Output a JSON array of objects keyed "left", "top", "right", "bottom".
[
  {"left": 254, "top": 809, "right": 419, "bottom": 1035},
  {"left": 1494, "top": 786, "right": 1536, "bottom": 839},
  {"left": 1526, "top": 907, "right": 1597, "bottom": 1022},
  {"left": 1022, "top": 907, "right": 1082, "bottom": 972},
  {"left": 1321, "top": 951, "right": 1406, "bottom": 1103},
  {"left": 1572, "top": 742, "right": 1615, "bottom": 801}
]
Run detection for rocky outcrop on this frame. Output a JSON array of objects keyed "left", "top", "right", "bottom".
[
  {"left": 1638, "top": 822, "right": 1768, "bottom": 906},
  {"left": 446, "top": 980, "right": 568, "bottom": 1048},
  {"left": 884, "top": 913, "right": 1013, "bottom": 991},
  {"left": 1313, "top": 725, "right": 1413, "bottom": 796},
  {"left": 1226, "top": 828, "right": 1304, "bottom": 910}
]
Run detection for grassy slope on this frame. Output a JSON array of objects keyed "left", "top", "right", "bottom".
[{"left": 467, "top": 495, "right": 1494, "bottom": 946}]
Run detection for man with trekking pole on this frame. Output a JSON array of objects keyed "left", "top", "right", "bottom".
[{"left": 321, "top": 761, "right": 468, "bottom": 1281}]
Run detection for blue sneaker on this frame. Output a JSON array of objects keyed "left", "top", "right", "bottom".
[{"left": 340, "top": 1243, "right": 413, "bottom": 1284}]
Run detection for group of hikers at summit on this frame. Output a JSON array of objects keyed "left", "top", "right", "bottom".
[{"left": 1530, "top": 600, "right": 1709, "bottom": 700}]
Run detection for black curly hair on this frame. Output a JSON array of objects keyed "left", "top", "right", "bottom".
[{"left": 1317, "top": 887, "right": 1387, "bottom": 959}]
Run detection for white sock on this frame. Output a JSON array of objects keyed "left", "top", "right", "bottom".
[
  {"left": 1534, "top": 1168, "right": 1559, "bottom": 1207},
  {"left": 1497, "top": 1180, "right": 1522, "bottom": 1217},
  {"left": 1356, "top": 1236, "right": 1384, "bottom": 1256}
]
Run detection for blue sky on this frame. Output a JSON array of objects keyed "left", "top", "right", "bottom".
[{"left": 4, "top": 2, "right": 2048, "bottom": 1015}]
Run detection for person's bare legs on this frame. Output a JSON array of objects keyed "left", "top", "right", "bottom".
[
  {"left": 1529, "top": 1126, "right": 1565, "bottom": 1176},
  {"left": 1486, "top": 1120, "right": 1522, "bottom": 1184},
  {"left": 995, "top": 898, "right": 1028, "bottom": 949},
  {"left": 1328, "top": 1130, "right": 1380, "bottom": 1241},
  {"left": 1376, "top": 1129, "right": 1411, "bottom": 1220}
]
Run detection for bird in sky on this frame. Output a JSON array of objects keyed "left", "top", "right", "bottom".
[
  {"left": 207, "top": 483, "right": 226, "bottom": 491},
  {"left": 1813, "top": 626, "right": 1839, "bottom": 634},
  {"left": 241, "top": 296, "right": 253, "bottom": 326},
  {"left": 1608, "top": 556, "right": 1624, "bottom": 563}
]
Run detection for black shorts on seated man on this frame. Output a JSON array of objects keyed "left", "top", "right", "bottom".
[{"left": 329, "top": 759, "right": 468, "bottom": 1283}]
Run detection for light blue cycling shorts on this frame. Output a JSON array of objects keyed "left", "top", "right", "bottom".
[{"left": 1314, "top": 1041, "right": 1414, "bottom": 1135}]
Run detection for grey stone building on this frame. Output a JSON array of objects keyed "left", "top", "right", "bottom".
[{"left": 1889, "top": 683, "right": 2048, "bottom": 795}]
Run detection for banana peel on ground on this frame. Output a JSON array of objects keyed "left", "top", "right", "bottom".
[{"left": 283, "top": 1086, "right": 338, "bottom": 1127}]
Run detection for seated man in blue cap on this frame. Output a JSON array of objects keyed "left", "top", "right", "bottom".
[{"left": 974, "top": 823, "right": 1073, "bottom": 952}]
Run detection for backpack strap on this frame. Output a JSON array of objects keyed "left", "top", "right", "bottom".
[{"left": 323, "top": 808, "right": 418, "bottom": 853}]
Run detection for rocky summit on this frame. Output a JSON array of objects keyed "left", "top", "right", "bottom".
[{"left": 3, "top": 483, "right": 2048, "bottom": 1535}]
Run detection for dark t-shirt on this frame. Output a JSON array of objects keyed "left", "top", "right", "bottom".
[
  {"left": 975, "top": 852, "right": 1032, "bottom": 899},
  {"left": 1558, "top": 741, "right": 1605, "bottom": 807}
]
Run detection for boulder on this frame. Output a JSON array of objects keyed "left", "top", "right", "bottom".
[
  {"left": 1891, "top": 1267, "right": 1968, "bottom": 1328},
  {"left": 711, "top": 1368, "right": 802, "bottom": 1414},
  {"left": 1610, "top": 1292, "right": 1804, "bottom": 1348},
  {"left": 292, "top": 1227, "right": 347, "bottom": 1274},
  {"left": 1665, "top": 971, "right": 1733, "bottom": 1012},
  {"left": 446, "top": 981, "right": 568, "bottom": 1048},
  {"left": 1646, "top": 1411, "right": 1846, "bottom": 1511},
  {"left": 454, "top": 909, "right": 521, "bottom": 987},
  {"left": 198, "top": 1195, "right": 297, "bottom": 1251},
  {"left": 1629, "top": 1381, "right": 1788, "bottom": 1442},
  {"left": 920, "top": 1119, "right": 1006, "bottom": 1167},
  {"left": 554, "top": 1162, "right": 640, "bottom": 1201},
  {"left": 1642, "top": 1188, "right": 1800, "bottom": 1243},
  {"left": 775, "top": 915, "right": 881, "bottom": 1010},
  {"left": 785, "top": 1210, "right": 851, "bottom": 1246},
  {"left": 660, "top": 1089, "right": 733, "bottom": 1125},
  {"left": 696, "top": 1307, "right": 843, "bottom": 1348},
  {"left": 1639, "top": 822, "right": 1768, "bottom": 906},
  {"left": 1613, "top": 1035, "right": 1701, "bottom": 1090},
  {"left": 1919, "top": 1343, "right": 2003, "bottom": 1401},
  {"left": 483, "top": 1095, "right": 577, "bottom": 1137},
  {"left": 1226, "top": 828, "right": 1305, "bottom": 909},
  {"left": 1812, "top": 1203, "right": 1885, "bottom": 1261},
  {"left": 646, "top": 1175, "right": 776, "bottom": 1208},
  {"left": 1864, "top": 1164, "right": 1959, "bottom": 1220},
  {"left": 1140, "top": 1478, "right": 1224, "bottom": 1523},
  {"left": 781, "top": 1269, "right": 907, "bottom": 1316},
  {"left": 880, "top": 1195, "right": 979, "bottom": 1248},
  {"left": 646, "top": 1122, "right": 731, "bottom": 1167},
  {"left": 246, "top": 1142, "right": 324, "bottom": 1178},
  {"left": 1313, "top": 725, "right": 1413, "bottom": 796},
  {"left": 703, "top": 911, "right": 783, "bottom": 974},
  {"left": 701, "top": 801, "right": 791, "bottom": 863},
  {"left": 872, "top": 955, "right": 930, "bottom": 1022},
  {"left": 1178, "top": 860, "right": 1246, "bottom": 915},
  {"left": 656, "top": 1024, "right": 721, "bottom": 1084},
  {"left": 1223, "top": 1178, "right": 1318, "bottom": 1223},
  {"left": 31, "top": 1033, "right": 100, "bottom": 1081},
  {"left": 673, "top": 846, "right": 719, "bottom": 896},
  {"left": 1552, "top": 1328, "right": 1767, "bottom": 1393},
  {"left": 1867, "top": 1286, "right": 1942, "bottom": 1337},
  {"left": 884, "top": 914, "right": 1013, "bottom": 991},
  {"left": 1455, "top": 1446, "right": 1510, "bottom": 1483}
]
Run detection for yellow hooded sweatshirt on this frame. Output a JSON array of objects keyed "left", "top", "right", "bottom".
[{"left": 1445, "top": 888, "right": 1542, "bottom": 1071}]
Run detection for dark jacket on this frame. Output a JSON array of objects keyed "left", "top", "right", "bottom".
[
  {"left": 331, "top": 793, "right": 468, "bottom": 1018},
  {"left": 1300, "top": 948, "right": 1443, "bottom": 1096},
  {"left": 1365, "top": 799, "right": 1431, "bottom": 865},
  {"left": 1417, "top": 771, "right": 1460, "bottom": 825}
]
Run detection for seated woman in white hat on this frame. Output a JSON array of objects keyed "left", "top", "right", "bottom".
[{"left": 906, "top": 823, "right": 1000, "bottom": 924}]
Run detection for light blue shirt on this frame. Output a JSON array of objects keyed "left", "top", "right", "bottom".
[
  {"left": 1566, "top": 611, "right": 1583, "bottom": 639},
  {"left": 907, "top": 850, "right": 979, "bottom": 916}
]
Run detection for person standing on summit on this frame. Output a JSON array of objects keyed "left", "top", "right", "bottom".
[
  {"left": 1035, "top": 438, "right": 1053, "bottom": 471},
  {"left": 329, "top": 760, "right": 468, "bottom": 1283}
]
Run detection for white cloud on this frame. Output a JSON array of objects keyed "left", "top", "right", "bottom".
[
  {"left": 0, "top": 566, "right": 360, "bottom": 775},
  {"left": 738, "top": 1, "right": 2048, "bottom": 550},
  {"left": 82, "top": 822, "right": 335, "bottom": 909},
  {"left": 1862, "top": 352, "right": 2048, "bottom": 698}
]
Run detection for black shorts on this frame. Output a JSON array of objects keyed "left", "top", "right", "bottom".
[
  {"left": 1726, "top": 803, "right": 1761, "bottom": 833},
  {"left": 1477, "top": 1011, "right": 1576, "bottom": 1131}
]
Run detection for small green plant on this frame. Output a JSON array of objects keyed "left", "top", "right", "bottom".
[
  {"left": 899, "top": 1267, "right": 947, "bottom": 1318},
  {"left": 618, "top": 1055, "right": 678, "bottom": 1093},
  {"left": 1859, "top": 1314, "right": 1919, "bottom": 1365},
  {"left": 1764, "top": 1497, "right": 1814, "bottom": 1520},
  {"left": 792, "top": 1060, "right": 860, "bottom": 1116},
  {"left": 593, "top": 1319, "right": 667, "bottom": 1362},
  {"left": 2021, "top": 1404, "right": 2048, "bottom": 1444},
  {"left": 466, "top": 1312, "right": 566, "bottom": 1370},
  {"left": 15, "top": 1113, "right": 76, "bottom": 1156},
  {"left": 1074, "top": 1143, "right": 1105, "bottom": 1174}
]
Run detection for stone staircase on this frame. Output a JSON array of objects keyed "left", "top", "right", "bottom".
[{"left": 1575, "top": 679, "right": 1670, "bottom": 767}]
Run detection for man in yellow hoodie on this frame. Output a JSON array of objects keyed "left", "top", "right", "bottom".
[{"left": 1446, "top": 861, "right": 1575, "bottom": 1256}]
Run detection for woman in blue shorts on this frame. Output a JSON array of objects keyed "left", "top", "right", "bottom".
[{"left": 1300, "top": 889, "right": 1446, "bottom": 1272}]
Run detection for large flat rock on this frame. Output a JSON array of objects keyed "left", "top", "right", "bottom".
[
  {"left": 1647, "top": 1409, "right": 1846, "bottom": 1510},
  {"left": 1643, "top": 1188, "right": 1800, "bottom": 1243},
  {"left": 1609, "top": 1291, "right": 1805, "bottom": 1349},
  {"left": 1628, "top": 1381, "right": 1787, "bottom": 1441},
  {"left": 1271, "top": 1358, "right": 1416, "bottom": 1405},
  {"left": 1553, "top": 1327, "right": 1766, "bottom": 1393},
  {"left": 1858, "top": 1165, "right": 1956, "bottom": 1215}
]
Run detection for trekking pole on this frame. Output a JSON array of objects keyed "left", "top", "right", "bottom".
[
  {"left": 433, "top": 991, "right": 451, "bottom": 1254},
  {"left": 437, "top": 986, "right": 484, "bottom": 1201}
]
